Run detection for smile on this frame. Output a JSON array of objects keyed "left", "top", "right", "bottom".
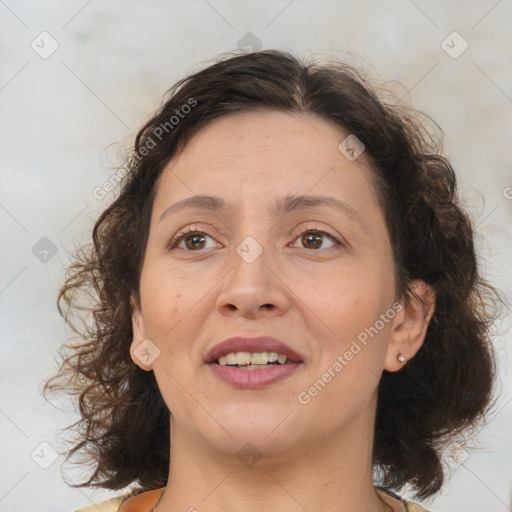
[{"left": 208, "top": 358, "right": 303, "bottom": 388}]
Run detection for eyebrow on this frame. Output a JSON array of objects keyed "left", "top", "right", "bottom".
[
  {"left": 158, "top": 194, "right": 367, "bottom": 231},
  {"left": 274, "top": 195, "right": 366, "bottom": 232},
  {"left": 159, "top": 195, "right": 227, "bottom": 223}
]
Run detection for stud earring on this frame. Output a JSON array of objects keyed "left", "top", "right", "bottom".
[{"left": 397, "top": 353, "right": 406, "bottom": 364}]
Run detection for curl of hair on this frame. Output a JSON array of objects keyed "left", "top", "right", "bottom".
[{"left": 43, "top": 50, "right": 501, "bottom": 499}]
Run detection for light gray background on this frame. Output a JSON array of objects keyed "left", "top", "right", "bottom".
[{"left": 1, "top": 1, "right": 511, "bottom": 511}]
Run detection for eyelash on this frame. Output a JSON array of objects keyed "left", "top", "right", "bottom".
[
  {"left": 168, "top": 227, "right": 219, "bottom": 251},
  {"left": 168, "top": 226, "right": 342, "bottom": 251}
]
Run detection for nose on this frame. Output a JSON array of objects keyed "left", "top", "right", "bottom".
[{"left": 215, "top": 245, "right": 291, "bottom": 319}]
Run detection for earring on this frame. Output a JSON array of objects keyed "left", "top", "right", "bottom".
[{"left": 397, "top": 353, "right": 406, "bottom": 364}]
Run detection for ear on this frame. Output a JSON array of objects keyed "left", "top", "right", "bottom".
[
  {"left": 130, "top": 293, "right": 156, "bottom": 372},
  {"left": 384, "top": 280, "right": 435, "bottom": 372}
]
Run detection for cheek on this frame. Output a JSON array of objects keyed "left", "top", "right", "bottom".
[
  {"left": 300, "top": 286, "right": 393, "bottom": 426},
  {"left": 139, "top": 263, "right": 204, "bottom": 334},
  {"left": 149, "top": 281, "right": 193, "bottom": 349},
  {"left": 292, "top": 256, "right": 396, "bottom": 391},
  {"left": 296, "top": 260, "right": 393, "bottom": 333},
  {"left": 138, "top": 263, "right": 215, "bottom": 377}
]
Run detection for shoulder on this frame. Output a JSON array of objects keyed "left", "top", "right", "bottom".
[
  {"left": 73, "top": 493, "right": 132, "bottom": 512},
  {"left": 377, "top": 487, "right": 431, "bottom": 512},
  {"left": 407, "top": 502, "right": 432, "bottom": 512},
  {"left": 72, "top": 491, "right": 431, "bottom": 512},
  {"left": 73, "top": 488, "right": 164, "bottom": 512}
]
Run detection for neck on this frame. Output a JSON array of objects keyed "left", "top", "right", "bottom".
[{"left": 156, "top": 402, "right": 395, "bottom": 512}]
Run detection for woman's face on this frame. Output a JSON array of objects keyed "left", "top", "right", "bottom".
[{"left": 131, "top": 110, "right": 404, "bottom": 460}]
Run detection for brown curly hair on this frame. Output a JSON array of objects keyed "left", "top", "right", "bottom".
[{"left": 43, "top": 49, "right": 501, "bottom": 500}]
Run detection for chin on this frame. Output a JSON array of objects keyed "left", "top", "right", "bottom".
[{"left": 219, "top": 401, "right": 296, "bottom": 429}]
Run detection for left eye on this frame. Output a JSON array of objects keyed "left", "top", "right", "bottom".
[
  {"left": 169, "top": 228, "right": 340, "bottom": 252},
  {"left": 291, "top": 230, "right": 339, "bottom": 250},
  {"left": 169, "top": 230, "right": 219, "bottom": 251}
]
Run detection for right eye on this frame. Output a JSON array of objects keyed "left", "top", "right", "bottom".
[
  {"left": 291, "top": 229, "right": 341, "bottom": 250},
  {"left": 168, "top": 228, "right": 221, "bottom": 251}
]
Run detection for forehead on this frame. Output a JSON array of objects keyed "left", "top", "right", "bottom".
[
  {"left": 172, "top": 110, "right": 360, "bottom": 170},
  {"left": 153, "top": 110, "right": 381, "bottom": 220}
]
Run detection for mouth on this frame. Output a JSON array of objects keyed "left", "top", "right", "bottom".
[
  {"left": 208, "top": 354, "right": 303, "bottom": 389},
  {"left": 210, "top": 350, "right": 299, "bottom": 369},
  {"left": 205, "top": 336, "right": 305, "bottom": 388},
  {"left": 205, "top": 336, "right": 305, "bottom": 366}
]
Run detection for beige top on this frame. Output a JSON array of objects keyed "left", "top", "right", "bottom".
[{"left": 74, "top": 487, "right": 431, "bottom": 511}]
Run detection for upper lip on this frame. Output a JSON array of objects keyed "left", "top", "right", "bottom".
[{"left": 205, "top": 336, "right": 304, "bottom": 364}]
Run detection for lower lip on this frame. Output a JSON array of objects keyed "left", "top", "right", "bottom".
[{"left": 208, "top": 362, "right": 303, "bottom": 389}]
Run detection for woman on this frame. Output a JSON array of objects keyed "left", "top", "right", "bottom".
[{"left": 44, "top": 50, "right": 499, "bottom": 512}]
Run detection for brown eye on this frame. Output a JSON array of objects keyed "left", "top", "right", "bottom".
[
  {"left": 169, "top": 229, "right": 219, "bottom": 251},
  {"left": 184, "top": 233, "right": 206, "bottom": 250},
  {"left": 294, "top": 230, "right": 339, "bottom": 250},
  {"left": 302, "top": 232, "right": 323, "bottom": 249}
]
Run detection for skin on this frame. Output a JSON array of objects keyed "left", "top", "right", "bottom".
[{"left": 130, "top": 110, "right": 434, "bottom": 512}]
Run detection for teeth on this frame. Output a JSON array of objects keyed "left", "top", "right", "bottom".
[
  {"left": 251, "top": 352, "right": 268, "bottom": 365},
  {"left": 216, "top": 351, "right": 291, "bottom": 366},
  {"left": 225, "top": 352, "right": 237, "bottom": 365},
  {"left": 268, "top": 352, "right": 278, "bottom": 362},
  {"left": 235, "top": 352, "right": 252, "bottom": 366}
]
